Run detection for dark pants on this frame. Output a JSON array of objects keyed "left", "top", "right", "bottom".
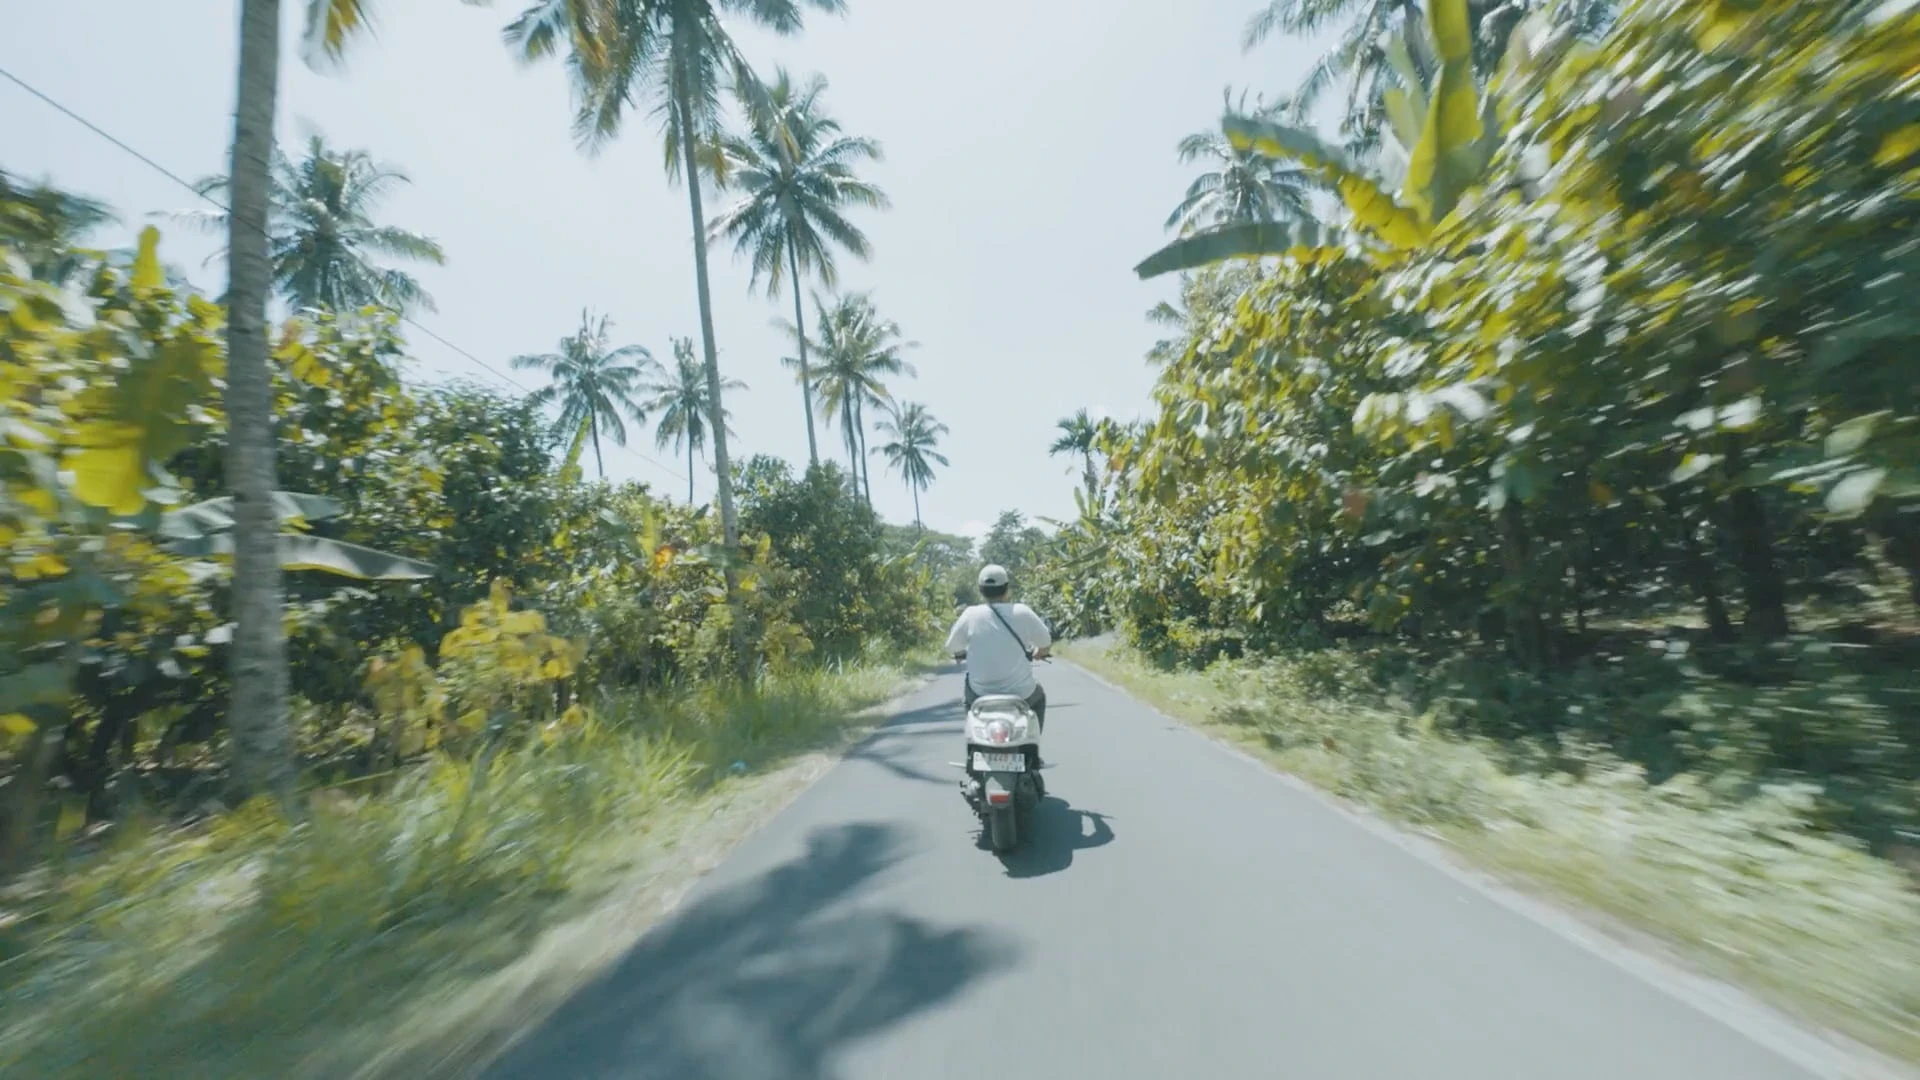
[{"left": 963, "top": 678, "right": 1047, "bottom": 731}]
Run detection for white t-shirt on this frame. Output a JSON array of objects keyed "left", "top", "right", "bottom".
[{"left": 944, "top": 602, "right": 1052, "bottom": 697}]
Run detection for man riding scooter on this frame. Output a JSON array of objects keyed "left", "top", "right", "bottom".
[{"left": 945, "top": 564, "right": 1052, "bottom": 762}]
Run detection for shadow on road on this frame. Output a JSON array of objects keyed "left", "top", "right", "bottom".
[
  {"left": 845, "top": 700, "right": 962, "bottom": 785},
  {"left": 993, "top": 798, "right": 1115, "bottom": 880},
  {"left": 849, "top": 733, "right": 958, "bottom": 786},
  {"left": 481, "top": 821, "right": 1016, "bottom": 1080},
  {"left": 883, "top": 698, "right": 959, "bottom": 725}
]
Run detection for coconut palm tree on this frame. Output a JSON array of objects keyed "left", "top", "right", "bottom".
[
  {"left": 1244, "top": 0, "right": 1618, "bottom": 149},
  {"left": 876, "top": 401, "right": 949, "bottom": 529},
  {"left": 644, "top": 337, "right": 743, "bottom": 504},
  {"left": 1244, "top": 0, "right": 1424, "bottom": 150},
  {"left": 1050, "top": 409, "right": 1102, "bottom": 504},
  {"left": 1166, "top": 89, "right": 1315, "bottom": 235},
  {"left": 502, "top": 0, "right": 844, "bottom": 671},
  {"left": 709, "top": 68, "right": 888, "bottom": 469},
  {"left": 511, "top": 309, "right": 657, "bottom": 478},
  {"left": 802, "top": 291, "right": 916, "bottom": 504},
  {"left": 219, "top": 0, "right": 381, "bottom": 805},
  {"left": 174, "top": 133, "right": 446, "bottom": 315}
]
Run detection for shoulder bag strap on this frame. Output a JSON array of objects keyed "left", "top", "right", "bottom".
[{"left": 985, "top": 603, "right": 1033, "bottom": 661}]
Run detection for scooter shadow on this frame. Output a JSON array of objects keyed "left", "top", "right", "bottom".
[{"left": 979, "top": 796, "right": 1115, "bottom": 879}]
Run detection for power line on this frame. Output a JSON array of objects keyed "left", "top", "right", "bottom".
[
  {"left": 0, "top": 65, "right": 208, "bottom": 199},
  {"left": 0, "top": 61, "right": 691, "bottom": 485}
]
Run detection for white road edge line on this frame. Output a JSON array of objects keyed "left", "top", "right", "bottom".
[{"left": 1059, "top": 658, "right": 1918, "bottom": 1080}]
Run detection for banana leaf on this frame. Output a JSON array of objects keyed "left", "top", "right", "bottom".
[
  {"left": 164, "top": 532, "right": 436, "bottom": 580},
  {"left": 1135, "top": 219, "right": 1347, "bottom": 280},
  {"left": 158, "top": 491, "right": 346, "bottom": 539}
]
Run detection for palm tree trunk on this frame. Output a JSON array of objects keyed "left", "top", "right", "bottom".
[
  {"left": 672, "top": 61, "right": 747, "bottom": 678},
  {"left": 856, "top": 399, "right": 872, "bottom": 505},
  {"left": 591, "top": 412, "right": 604, "bottom": 479},
  {"left": 688, "top": 441, "right": 696, "bottom": 505},
  {"left": 787, "top": 246, "right": 818, "bottom": 468},
  {"left": 843, "top": 412, "right": 860, "bottom": 496},
  {"left": 912, "top": 484, "right": 922, "bottom": 529},
  {"left": 224, "top": 0, "right": 296, "bottom": 808}
]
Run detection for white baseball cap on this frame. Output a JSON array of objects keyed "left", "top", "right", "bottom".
[{"left": 977, "top": 564, "right": 1010, "bottom": 589}]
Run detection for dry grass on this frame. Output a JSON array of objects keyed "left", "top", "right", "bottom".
[
  {"left": 0, "top": 653, "right": 933, "bottom": 1080},
  {"left": 1063, "top": 639, "right": 1920, "bottom": 1065}
]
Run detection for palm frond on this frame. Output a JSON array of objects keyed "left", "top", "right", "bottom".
[{"left": 360, "top": 225, "right": 446, "bottom": 263}]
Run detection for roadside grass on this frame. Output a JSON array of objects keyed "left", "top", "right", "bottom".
[
  {"left": 0, "top": 647, "right": 934, "bottom": 1080},
  {"left": 1061, "top": 639, "right": 1920, "bottom": 1065}
]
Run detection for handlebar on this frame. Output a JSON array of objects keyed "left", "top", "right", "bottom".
[{"left": 951, "top": 652, "right": 1053, "bottom": 663}]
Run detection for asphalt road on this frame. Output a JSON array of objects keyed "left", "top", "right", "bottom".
[{"left": 482, "top": 661, "right": 1855, "bottom": 1080}]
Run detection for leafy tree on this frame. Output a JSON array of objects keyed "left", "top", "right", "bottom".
[
  {"left": 175, "top": 133, "right": 447, "bottom": 315},
  {"left": 503, "top": 0, "right": 845, "bottom": 680},
  {"left": 1, "top": 225, "right": 223, "bottom": 857},
  {"left": 0, "top": 168, "right": 115, "bottom": 283},
  {"left": 881, "top": 521, "right": 976, "bottom": 609},
  {"left": 736, "top": 456, "right": 923, "bottom": 657},
  {"left": 875, "top": 401, "right": 949, "bottom": 528},
  {"left": 1165, "top": 89, "right": 1315, "bottom": 235},
  {"left": 710, "top": 67, "right": 889, "bottom": 468},
  {"left": 979, "top": 510, "right": 1050, "bottom": 584},
  {"left": 2, "top": 174, "right": 953, "bottom": 868},
  {"left": 1033, "top": 0, "right": 1920, "bottom": 845},
  {"left": 0, "top": 219, "right": 442, "bottom": 845},
  {"left": 511, "top": 308, "right": 657, "bottom": 478},
  {"left": 1145, "top": 265, "right": 1262, "bottom": 366},
  {"left": 643, "top": 338, "right": 742, "bottom": 503},
  {"left": 802, "top": 291, "right": 916, "bottom": 504}
]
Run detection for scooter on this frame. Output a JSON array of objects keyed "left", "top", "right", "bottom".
[{"left": 950, "top": 656, "right": 1050, "bottom": 854}]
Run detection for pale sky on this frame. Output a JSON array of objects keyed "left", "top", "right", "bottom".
[{"left": 8, "top": 1, "right": 1330, "bottom": 542}]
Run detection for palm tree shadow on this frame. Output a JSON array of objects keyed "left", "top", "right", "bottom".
[
  {"left": 847, "top": 731, "right": 960, "bottom": 786},
  {"left": 481, "top": 821, "right": 1017, "bottom": 1080},
  {"left": 991, "top": 798, "right": 1115, "bottom": 880},
  {"left": 844, "top": 699, "right": 965, "bottom": 786}
]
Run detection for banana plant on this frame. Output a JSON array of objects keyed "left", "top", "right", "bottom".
[
  {"left": 1137, "top": 0, "right": 1542, "bottom": 279},
  {"left": 159, "top": 491, "right": 435, "bottom": 580}
]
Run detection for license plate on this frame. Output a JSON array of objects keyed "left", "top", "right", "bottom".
[{"left": 973, "top": 752, "right": 1026, "bottom": 773}]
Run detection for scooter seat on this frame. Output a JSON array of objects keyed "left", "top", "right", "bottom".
[{"left": 970, "top": 694, "right": 1035, "bottom": 713}]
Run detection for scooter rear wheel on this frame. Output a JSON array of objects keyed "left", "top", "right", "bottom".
[{"left": 986, "top": 806, "right": 1019, "bottom": 852}]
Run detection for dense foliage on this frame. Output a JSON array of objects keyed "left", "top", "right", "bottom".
[
  {"left": 2, "top": 4, "right": 958, "bottom": 1072},
  {"left": 1031, "top": 0, "right": 1920, "bottom": 851},
  {"left": 0, "top": 198, "right": 939, "bottom": 866}
]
